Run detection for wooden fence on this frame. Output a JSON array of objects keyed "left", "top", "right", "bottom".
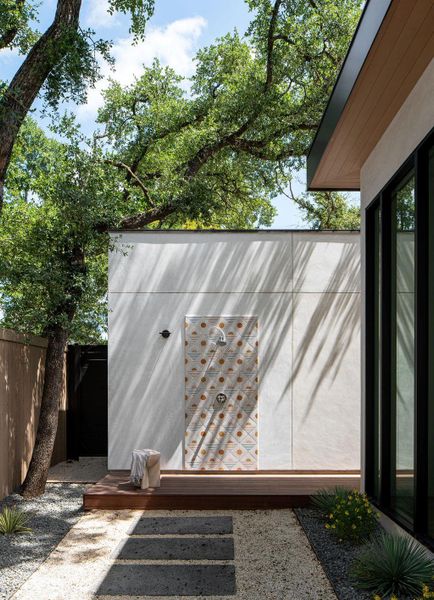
[{"left": 0, "top": 328, "right": 67, "bottom": 499}]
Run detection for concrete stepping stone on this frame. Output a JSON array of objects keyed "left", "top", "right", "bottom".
[
  {"left": 97, "top": 564, "right": 236, "bottom": 596},
  {"left": 131, "top": 516, "right": 233, "bottom": 535},
  {"left": 117, "top": 536, "right": 234, "bottom": 560}
]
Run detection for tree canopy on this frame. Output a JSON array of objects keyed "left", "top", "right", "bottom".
[
  {"left": 0, "top": 119, "right": 117, "bottom": 342},
  {"left": 94, "top": 0, "right": 362, "bottom": 230},
  {"left": 288, "top": 188, "right": 360, "bottom": 230},
  {"left": 0, "top": 0, "right": 364, "bottom": 497},
  {"left": 0, "top": 0, "right": 155, "bottom": 209},
  {"left": 1, "top": 0, "right": 363, "bottom": 341}
]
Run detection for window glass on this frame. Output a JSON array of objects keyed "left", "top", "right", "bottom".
[
  {"left": 390, "top": 171, "right": 415, "bottom": 525},
  {"left": 427, "top": 146, "right": 434, "bottom": 537},
  {"left": 372, "top": 204, "right": 381, "bottom": 501}
]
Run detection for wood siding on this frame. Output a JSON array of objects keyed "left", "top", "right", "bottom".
[
  {"left": 311, "top": 0, "right": 434, "bottom": 190},
  {"left": 0, "top": 329, "right": 67, "bottom": 498}
]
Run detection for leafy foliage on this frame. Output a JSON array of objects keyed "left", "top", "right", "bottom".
[
  {"left": 0, "top": 119, "right": 120, "bottom": 342},
  {"left": 0, "top": 1, "right": 155, "bottom": 112},
  {"left": 108, "top": 0, "right": 155, "bottom": 41},
  {"left": 94, "top": 0, "right": 363, "bottom": 230},
  {"left": 289, "top": 188, "right": 360, "bottom": 230},
  {"left": 0, "top": 0, "right": 39, "bottom": 53},
  {"left": 0, "top": 0, "right": 363, "bottom": 226},
  {"left": 0, "top": 506, "right": 32, "bottom": 534},
  {"left": 0, "top": 0, "right": 365, "bottom": 343},
  {"left": 42, "top": 29, "right": 114, "bottom": 111},
  {"left": 350, "top": 531, "right": 434, "bottom": 597},
  {"left": 311, "top": 486, "right": 350, "bottom": 516},
  {"left": 395, "top": 175, "right": 415, "bottom": 232},
  {"left": 324, "top": 490, "right": 379, "bottom": 544}
]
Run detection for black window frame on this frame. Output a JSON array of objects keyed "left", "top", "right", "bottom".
[{"left": 365, "top": 127, "right": 434, "bottom": 545}]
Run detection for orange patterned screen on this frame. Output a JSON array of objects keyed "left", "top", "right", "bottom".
[{"left": 184, "top": 316, "right": 258, "bottom": 470}]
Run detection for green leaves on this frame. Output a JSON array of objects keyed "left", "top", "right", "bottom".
[
  {"left": 350, "top": 531, "right": 434, "bottom": 597},
  {"left": 311, "top": 486, "right": 351, "bottom": 515},
  {"left": 0, "top": 1, "right": 155, "bottom": 112},
  {"left": 0, "top": 506, "right": 32, "bottom": 535},
  {"left": 0, "top": 119, "right": 117, "bottom": 342},
  {"left": 42, "top": 28, "right": 114, "bottom": 111},
  {"left": 324, "top": 491, "right": 379, "bottom": 544},
  {"left": 312, "top": 488, "right": 378, "bottom": 544},
  {"left": 0, "top": 0, "right": 39, "bottom": 53},
  {"left": 0, "top": 0, "right": 364, "bottom": 343},
  {"left": 291, "top": 190, "right": 360, "bottom": 230},
  {"left": 93, "top": 0, "right": 362, "bottom": 231},
  {"left": 108, "top": 0, "right": 155, "bottom": 42}
]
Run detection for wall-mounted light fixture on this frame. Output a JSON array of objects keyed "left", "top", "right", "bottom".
[{"left": 159, "top": 329, "right": 171, "bottom": 339}]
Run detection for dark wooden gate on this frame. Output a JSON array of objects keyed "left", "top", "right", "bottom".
[{"left": 67, "top": 345, "right": 108, "bottom": 458}]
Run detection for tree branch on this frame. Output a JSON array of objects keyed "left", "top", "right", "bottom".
[
  {"left": 272, "top": 33, "right": 294, "bottom": 45},
  {"left": 0, "top": 0, "right": 82, "bottom": 211},
  {"left": 229, "top": 137, "right": 297, "bottom": 161},
  {"left": 265, "top": 0, "right": 283, "bottom": 90},
  {"left": 132, "top": 109, "right": 208, "bottom": 171},
  {"left": 105, "top": 159, "right": 155, "bottom": 207},
  {"left": 118, "top": 203, "right": 176, "bottom": 230}
]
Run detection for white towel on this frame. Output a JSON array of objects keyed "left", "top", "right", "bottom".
[{"left": 129, "top": 449, "right": 152, "bottom": 486}]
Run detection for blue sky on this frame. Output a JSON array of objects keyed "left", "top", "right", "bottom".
[{"left": 0, "top": 0, "right": 353, "bottom": 228}]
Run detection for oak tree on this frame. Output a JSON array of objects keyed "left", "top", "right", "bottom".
[
  {"left": 0, "top": 0, "right": 362, "bottom": 496},
  {"left": 0, "top": 0, "right": 154, "bottom": 210},
  {"left": 94, "top": 0, "right": 362, "bottom": 230}
]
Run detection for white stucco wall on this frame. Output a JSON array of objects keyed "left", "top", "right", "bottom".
[
  {"left": 359, "top": 59, "right": 434, "bottom": 484},
  {"left": 108, "top": 230, "right": 361, "bottom": 471}
]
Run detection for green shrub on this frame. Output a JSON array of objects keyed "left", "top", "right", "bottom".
[
  {"left": 324, "top": 490, "right": 378, "bottom": 543},
  {"left": 311, "top": 486, "right": 350, "bottom": 516},
  {"left": 350, "top": 531, "right": 434, "bottom": 597},
  {"left": 0, "top": 506, "right": 32, "bottom": 535}
]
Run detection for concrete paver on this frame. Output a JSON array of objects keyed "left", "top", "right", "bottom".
[{"left": 11, "top": 509, "right": 337, "bottom": 600}]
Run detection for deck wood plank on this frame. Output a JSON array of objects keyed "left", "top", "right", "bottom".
[{"left": 83, "top": 471, "right": 360, "bottom": 510}]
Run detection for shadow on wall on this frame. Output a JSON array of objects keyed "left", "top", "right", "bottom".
[
  {"left": 289, "top": 237, "right": 360, "bottom": 423},
  {"left": 396, "top": 232, "right": 415, "bottom": 471},
  {"left": 108, "top": 233, "right": 361, "bottom": 469}
]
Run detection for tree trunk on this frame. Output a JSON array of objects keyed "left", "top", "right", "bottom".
[
  {"left": 21, "top": 326, "right": 68, "bottom": 498},
  {"left": 0, "top": 0, "right": 82, "bottom": 211},
  {"left": 21, "top": 244, "right": 85, "bottom": 498}
]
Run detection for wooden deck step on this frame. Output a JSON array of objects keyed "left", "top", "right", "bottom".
[{"left": 83, "top": 471, "right": 360, "bottom": 510}]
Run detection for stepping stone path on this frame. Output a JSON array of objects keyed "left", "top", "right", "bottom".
[{"left": 97, "top": 516, "right": 236, "bottom": 597}]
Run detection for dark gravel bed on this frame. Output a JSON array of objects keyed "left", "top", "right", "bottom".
[
  {"left": 0, "top": 483, "right": 85, "bottom": 600},
  {"left": 295, "top": 508, "right": 372, "bottom": 600}
]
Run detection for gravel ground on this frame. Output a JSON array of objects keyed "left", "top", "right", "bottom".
[
  {"left": 295, "top": 508, "right": 372, "bottom": 600},
  {"left": 0, "top": 483, "right": 85, "bottom": 600},
  {"left": 10, "top": 508, "right": 337, "bottom": 600}
]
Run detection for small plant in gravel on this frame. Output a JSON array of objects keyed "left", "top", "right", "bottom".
[
  {"left": 0, "top": 506, "right": 32, "bottom": 535},
  {"left": 350, "top": 531, "right": 434, "bottom": 598},
  {"left": 420, "top": 584, "right": 434, "bottom": 598},
  {"left": 324, "top": 489, "right": 378, "bottom": 543},
  {"left": 311, "top": 486, "right": 350, "bottom": 516}
]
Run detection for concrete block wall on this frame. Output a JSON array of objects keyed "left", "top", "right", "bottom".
[{"left": 108, "top": 230, "right": 361, "bottom": 471}]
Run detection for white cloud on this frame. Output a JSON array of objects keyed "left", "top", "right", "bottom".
[
  {"left": 77, "top": 16, "right": 207, "bottom": 124},
  {"left": 83, "top": 0, "right": 120, "bottom": 29}
]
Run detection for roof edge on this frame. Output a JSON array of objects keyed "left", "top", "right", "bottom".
[
  {"left": 306, "top": 0, "right": 393, "bottom": 190},
  {"left": 109, "top": 228, "right": 361, "bottom": 234}
]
